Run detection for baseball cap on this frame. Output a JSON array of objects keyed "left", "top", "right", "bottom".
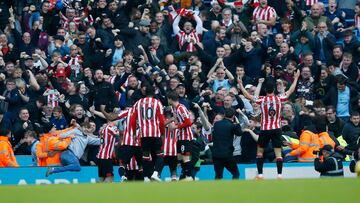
[
  {"left": 56, "top": 68, "right": 66, "bottom": 77},
  {"left": 25, "top": 56, "right": 33, "bottom": 61},
  {"left": 244, "top": 84, "right": 254, "bottom": 89},
  {"left": 234, "top": 1, "right": 243, "bottom": 6},
  {"left": 177, "top": 83, "right": 185, "bottom": 88},
  {"left": 320, "top": 145, "right": 333, "bottom": 153},
  {"left": 139, "top": 19, "right": 151, "bottom": 27}
]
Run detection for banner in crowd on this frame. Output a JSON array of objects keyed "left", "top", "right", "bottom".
[{"left": 0, "top": 162, "right": 355, "bottom": 185}]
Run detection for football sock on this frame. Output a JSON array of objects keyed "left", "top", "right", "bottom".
[
  {"left": 276, "top": 157, "right": 283, "bottom": 175},
  {"left": 256, "top": 157, "right": 264, "bottom": 175}
]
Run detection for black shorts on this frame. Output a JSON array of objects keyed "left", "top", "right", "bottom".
[
  {"left": 258, "top": 128, "right": 282, "bottom": 148},
  {"left": 98, "top": 159, "right": 114, "bottom": 178},
  {"left": 117, "top": 145, "right": 142, "bottom": 167},
  {"left": 177, "top": 140, "right": 192, "bottom": 156},
  {"left": 141, "top": 137, "right": 162, "bottom": 155}
]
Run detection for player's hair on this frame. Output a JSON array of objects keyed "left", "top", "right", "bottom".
[
  {"left": 264, "top": 80, "right": 275, "bottom": 94},
  {"left": 144, "top": 84, "right": 155, "bottom": 97},
  {"left": 167, "top": 91, "right": 179, "bottom": 101}
]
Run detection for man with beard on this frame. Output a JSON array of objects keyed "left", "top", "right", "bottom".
[{"left": 88, "top": 69, "right": 117, "bottom": 129}]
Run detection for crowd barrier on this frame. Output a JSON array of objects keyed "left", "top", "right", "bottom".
[{"left": 0, "top": 156, "right": 356, "bottom": 185}]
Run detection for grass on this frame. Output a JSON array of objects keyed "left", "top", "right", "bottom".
[{"left": 1, "top": 178, "right": 359, "bottom": 203}]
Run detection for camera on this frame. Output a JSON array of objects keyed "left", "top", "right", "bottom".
[{"left": 313, "top": 150, "right": 321, "bottom": 156}]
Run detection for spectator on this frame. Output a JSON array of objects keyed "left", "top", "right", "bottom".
[
  {"left": 342, "top": 112, "right": 360, "bottom": 152},
  {"left": 12, "top": 108, "right": 33, "bottom": 155},
  {"left": 23, "top": 130, "right": 39, "bottom": 166},
  {"left": 326, "top": 105, "right": 345, "bottom": 138},
  {"left": 323, "top": 75, "right": 358, "bottom": 122}
]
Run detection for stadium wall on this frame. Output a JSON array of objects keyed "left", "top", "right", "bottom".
[{"left": 0, "top": 162, "right": 355, "bottom": 185}]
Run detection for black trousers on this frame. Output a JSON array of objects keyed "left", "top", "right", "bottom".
[{"left": 213, "top": 157, "right": 240, "bottom": 180}]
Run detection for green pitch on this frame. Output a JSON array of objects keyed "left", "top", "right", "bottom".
[{"left": 1, "top": 178, "right": 359, "bottom": 203}]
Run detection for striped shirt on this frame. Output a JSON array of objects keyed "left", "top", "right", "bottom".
[
  {"left": 127, "top": 156, "right": 139, "bottom": 171},
  {"left": 96, "top": 124, "right": 118, "bottom": 159},
  {"left": 176, "top": 30, "right": 201, "bottom": 52},
  {"left": 174, "top": 103, "right": 194, "bottom": 141},
  {"left": 59, "top": 12, "right": 84, "bottom": 29},
  {"left": 252, "top": 5, "right": 277, "bottom": 30},
  {"left": 355, "top": 15, "right": 360, "bottom": 31},
  {"left": 118, "top": 109, "right": 140, "bottom": 147},
  {"left": 130, "top": 97, "right": 165, "bottom": 138},
  {"left": 255, "top": 95, "right": 287, "bottom": 131},
  {"left": 305, "top": 0, "right": 318, "bottom": 6},
  {"left": 163, "top": 122, "right": 177, "bottom": 156}
]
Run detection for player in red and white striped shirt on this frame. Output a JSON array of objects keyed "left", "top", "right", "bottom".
[
  {"left": 160, "top": 107, "right": 178, "bottom": 181},
  {"left": 167, "top": 91, "right": 194, "bottom": 181},
  {"left": 238, "top": 70, "right": 300, "bottom": 179},
  {"left": 96, "top": 122, "right": 119, "bottom": 183},
  {"left": 130, "top": 85, "right": 165, "bottom": 181},
  {"left": 126, "top": 156, "right": 143, "bottom": 181},
  {"left": 172, "top": 9, "right": 203, "bottom": 52},
  {"left": 305, "top": 0, "right": 318, "bottom": 7},
  {"left": 101, "top": 107, "right": 143, "bottom": 182},
  {"left": 252, "top": 0, "right": 277, "bottom": 33}
]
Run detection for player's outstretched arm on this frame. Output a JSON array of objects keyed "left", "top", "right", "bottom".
[
  {"left": 238, "top": 78, "right": 254, "bottom": 101},
  {"left": 285, "top": 69, "right": 300, "bottom": 98}
]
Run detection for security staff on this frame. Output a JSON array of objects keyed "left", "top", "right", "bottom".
[
  {"left": 0, "top": 128, "right": 18, "bottom": 167},
  {"left": 314, "top": 145, "right": 344, "bottom": 177},
  {"left": 212, "top": 108, "right": 242, "bottom": 179}
]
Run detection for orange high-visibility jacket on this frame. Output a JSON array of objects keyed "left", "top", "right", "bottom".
[
  {"left": 318, "top": 132, "right": 336, "bottom": 149},
  {"left": 0, "top": 136, "right": 19, "bottom": 167},
  {"left": 36, "top": 136, "right": 48, "bottom": 166},
  {"left": 289, "top": 130, "right": 320, "bottom": 162},
  {"left": 43, "top": 131, "right": 71, "bottom": 166}
]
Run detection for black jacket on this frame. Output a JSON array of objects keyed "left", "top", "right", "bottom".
[
  {"left": 314, "top": 153, "right": 344, "bottom": 177},
  {"left": 88, "top": 80, "right": 117, "bottom": 111},
  {"left": 212, "top": 118, "right": 242, "bottom": 158}
]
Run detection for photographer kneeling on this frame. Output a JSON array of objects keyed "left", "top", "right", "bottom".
[{"left": 314, "top": 145, "right": 344, "bottom": 177}]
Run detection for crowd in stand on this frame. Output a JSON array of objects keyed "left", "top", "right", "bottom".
[{"left": 0, "top": 0, "right": 359, "bottom": 179}]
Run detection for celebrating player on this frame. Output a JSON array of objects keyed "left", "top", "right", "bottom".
[
  {"left": 167, "top": 91, "right": 194, "bottom": 181},
  {"left": 130, "top": 84, "right": 165, "bottom": 181},
  {"left": 238, "top": 70, "right": 300, "bottom": 179}
]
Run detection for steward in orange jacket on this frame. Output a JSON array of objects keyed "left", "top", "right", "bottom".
[
  {"left": 36, "top": 135, "right": 48, "bottom": 166},
  {"left": 288, "top": 130, "right": 320, "bottom": 162},
  {"left": 0, "top": 129, "right": 19, "bottom": 167},
  {"left": 39, "top": 123, "right": 72, "bottom": 166},
  {"left": 318, "top": 132, "right": 336, "bottom": 149}
]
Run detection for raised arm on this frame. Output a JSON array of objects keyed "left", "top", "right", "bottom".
[
  {"left": 254, "top": 78, "right": 264, "bottom": 98},
  {"left": 284, "top": 69, "right": 300, "bottom": 98},
  {"left": 172, "top": 14, "right": 181, "bottom": 35},
  {"left": 194, "top": 13, "right": 203, "bottom": 35},
  {"left": 193, "top": 103, "right": 211, "bottom": 131},
  {"left": 207, "top": 58, "right": 222, "bottom": 78},
  {"left": 238, "top": 77, "right": 255, "bottom": 101}
]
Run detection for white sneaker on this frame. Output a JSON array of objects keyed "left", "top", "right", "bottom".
[
  {"left": 144, "top": 177, "right": 151, "bottom": 182},
  {"left": 171, "top": 175, "right": 177, "bottom": 182},
  {"left": 277, "top": 174, "right": 283, "bottom": 180},
  {"left": 182, "top": 176, "right": 194, "bottom": 182},
  {"left": 121, "top": 176, "right": 127, "bottom": 182},
  {"left": 151, "top": 171, "right": 162, "bottom": 182}
]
